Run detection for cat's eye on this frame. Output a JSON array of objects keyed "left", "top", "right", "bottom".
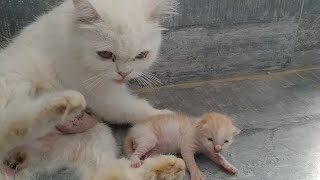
[
  {"left": 135, "top": 51, "right": 149, "bottom": 59},
  {"left": 224, "top": 140, "right": 229, "bottom": 143},
  {"left": 97, "top": 51, "right": 115, "bottom": 61},
  {"left": 208, "top": 138, "right": 213, "bottom": 141}
]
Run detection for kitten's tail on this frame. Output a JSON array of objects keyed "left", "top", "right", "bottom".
[{"left": 123, "top": 130, "right": 134, "bottom": 157}]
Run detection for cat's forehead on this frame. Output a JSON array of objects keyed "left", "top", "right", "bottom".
[
  {"left": 203, "top": 114, "right": 234, "bottom": 127},
  {"left": 93, "top": 0, "right": 151, "bottom": 29}
]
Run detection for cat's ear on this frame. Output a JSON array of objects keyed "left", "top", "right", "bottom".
[
  {"left": 146, "top": 0, "right": 178, "bottom": 23},
  {"left": 196, "top": 120, "right": 207, "bottom": 130},
  {"left": 233, "top": 127, "right": 241, "bottom": 136},
  {"left": 72, "top": 0, "right": 102, "bottom": 23}
]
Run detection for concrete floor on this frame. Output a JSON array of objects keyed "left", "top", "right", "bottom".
[{"left": 46, "top": 68, "right": 320, "bottom": 180}]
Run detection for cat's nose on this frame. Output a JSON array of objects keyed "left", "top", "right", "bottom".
[
  {"left": 214, "top": 145, "right": 222, "bottom": 153},
  {"left": 117, "top": 71, "right": 129, "bottom": 78}
]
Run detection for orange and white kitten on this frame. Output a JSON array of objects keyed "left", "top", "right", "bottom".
[{"left": 124, "top": 112, "right": 241, "bottom": 180}]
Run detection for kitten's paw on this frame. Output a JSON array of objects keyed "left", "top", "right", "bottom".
[
  {"left": 131, "top": 157, "right": 143, "bottom": 168},
  {"left": 143, "top": 155, "right": 186, "bottom": 180},
  {"left": 191, "top": 170, "right": 206, "bottom": 180},
  {"left": 40, "top": 90, "right": 86, "bottom": 120},
  {"left": 4, "top": 148, "right": 28, "bottom": 171},
  {"left": 224, "top": 165, "right": 238, "bottom": 174}
]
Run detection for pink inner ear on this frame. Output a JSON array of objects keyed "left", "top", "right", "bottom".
[
  {"left": 73, "top": 0, "right": 102, "bottom": 23},
  {"left": 196, "top": 123, "right": 203, "bottom": 129},
  {"left": 146, "top": 0, "right": 162, "bottom": 23}
]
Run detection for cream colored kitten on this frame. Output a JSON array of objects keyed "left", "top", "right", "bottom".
[
  {"left": 124, "top": 112, "right": 241, "bottom": 180},
  {"left": 0, "top": 0, "right": 176, "bottom": 158},
  {"left": 0, "top": 123, "right": 186, "bottom": 180}
]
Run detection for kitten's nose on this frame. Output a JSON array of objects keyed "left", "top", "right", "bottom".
[
  {"left": 214, "top": 145, "right": 222, "bottom": 153},
  {"left": 117, "top": 71, "right": 129, "bottom": 78}
]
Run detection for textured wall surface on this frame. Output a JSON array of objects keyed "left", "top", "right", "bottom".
[{"left": 0, "top": 0, "right": 320, "bottom": 85}]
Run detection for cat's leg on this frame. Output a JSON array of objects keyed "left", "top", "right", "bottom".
[
  {"left": 130, "top": 134, "right": 157, "bottom": 168},
  {"left": 205, "top": 152, "right": 238, "bottom": 174},
  {"left": 0, "top": 90, "right": 86, "bottom": 156},
  {"left": 181, "top": 149, "right": 206, "bottom": 180},
  {"left": 91, "top": 85, "right": 171, "bottom": 124},
  {"left": 142, "top": 155, "right": 186, "bottom": 180}
]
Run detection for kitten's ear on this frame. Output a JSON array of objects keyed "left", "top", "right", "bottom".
[
  {"left": 146, "top": 0, "right": 178, "bottom": 23},
  {"left": 72, "top": 0, "right": 102, "bottom": 23},
  {"left": 233, "top": 128, "right": 241, "bottom": 136},
  {"left": 196, "top": 120, "right": 207, "bottom": 130}
]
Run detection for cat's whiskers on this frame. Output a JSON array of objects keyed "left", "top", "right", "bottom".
[
  {"left": 141, "top": 72, "right": 162, "bottom": 89},
  {"left": 142, "top": 75, "right": 157, "bottom": 88},
  {"left": 140, "top": 75, "right": 155, "bottom": 90},
  {"left": 136, "top": 76, "right": 153, "bottom": 90},
  {"left": 85, "top": 74, "right": 106, "bottom": 92},
  {"left": 143, "top": 72, "right": 162, "bottom": 85},
  {"left": 26, "top": 171, "right": 36, "bottom": 180},
  {"left": 134, "top": 78, "right": 144, "bottom": 88},
  {"left": 82, "top": 73, "right": 105, "bottom": 90},
  {"left": 82, "top": 72, "right": 105, "bottom": 84}
]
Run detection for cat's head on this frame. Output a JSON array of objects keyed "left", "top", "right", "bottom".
[
  {"left": 195, "top": 113, "right": 240, "bottom": 153},
  {"left": 71, "top": 0, "right": 177, "bottom": 84}
]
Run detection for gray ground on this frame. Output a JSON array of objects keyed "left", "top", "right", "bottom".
[{"left": 43, "top": 67, "right": 320, "bottom": 180}]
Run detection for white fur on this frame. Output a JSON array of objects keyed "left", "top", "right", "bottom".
[
  {"left": 0, "top": 0, "right": 177, "bottom": 129},
  {"left": 1, "top": 124, "right": 186, "bottom": 180},
  {"left": 0, "top": 0, "right": 177, "bottom": 178}
]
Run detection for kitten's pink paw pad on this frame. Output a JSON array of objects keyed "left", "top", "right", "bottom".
[
  {"left": 131, "top": 157, "right": 143, "bottom": 168},
  {"left": 131, "top": 161, "right": 143, "bottom": 168},
  {"left": 228, "top": 167, "right": 238, "bottom": 174},
  {"left": 223, "top": 164, "right": 238, "bottom": 174}
]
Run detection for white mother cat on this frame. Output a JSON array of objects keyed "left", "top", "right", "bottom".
[{"left": 0, "top": 0, "right": 175, "bottom": 157}]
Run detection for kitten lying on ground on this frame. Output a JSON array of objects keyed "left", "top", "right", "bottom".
[
  {"left": 124, "top": 112, "right": 241, "bottom": 180},
  {"left": 1, "top": 123, "right": 186, "bottom": 180}
]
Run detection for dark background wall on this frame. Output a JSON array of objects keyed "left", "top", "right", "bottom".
[{"left": 1, "top": 0, "right": 320, "bottom": 86}]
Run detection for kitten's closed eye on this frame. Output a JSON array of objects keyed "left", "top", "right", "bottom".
[
  {"left": 208, "top": 138, "right": 213, "bottom": 141},
  {"left": 97, "top": 51, "right": 115, "bottom": 61},
  {"left": 224, "top": 140, "right": 229, "bottom": 143},
  {"left": 135, "top": 51, "right": 149, "bottom": 60}
]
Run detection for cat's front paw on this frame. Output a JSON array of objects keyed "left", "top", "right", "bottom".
[
  {"left": 224, "top": 165, "right": 238, "bottom": 174},
  {"left": 131, "top": 156, "right": 143, "bottom": 168},
  {"left": 191, "top": 170, "right": 206, "bottom": 180},
  {"left": 40, "top": 90, "right": 86, "bottom": 121}
]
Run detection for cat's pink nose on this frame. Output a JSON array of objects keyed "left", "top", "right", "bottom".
[
  {"left": 214, "top": 145, "right": 222, "bottom": 153},
  {"left": 117, "top": 71, "right": 129, "bottom": 78}
]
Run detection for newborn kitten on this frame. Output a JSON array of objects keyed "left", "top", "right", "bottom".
[
  {"left": 124, "top": 112, "right": 241, "bottom": 180},
  {"left": 1, "top": 123, "right": 186, "bottom": 180}
]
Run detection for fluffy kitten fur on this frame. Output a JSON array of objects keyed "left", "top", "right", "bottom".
[
  {"left": 124, "top": 112, "right": 241, "bottom": 180},
  {"left": 2, "top": 123, "right": 186, "bottom": 180},
  {"left": 0, "top": 0, "right": 177, "bottom": 178}
]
